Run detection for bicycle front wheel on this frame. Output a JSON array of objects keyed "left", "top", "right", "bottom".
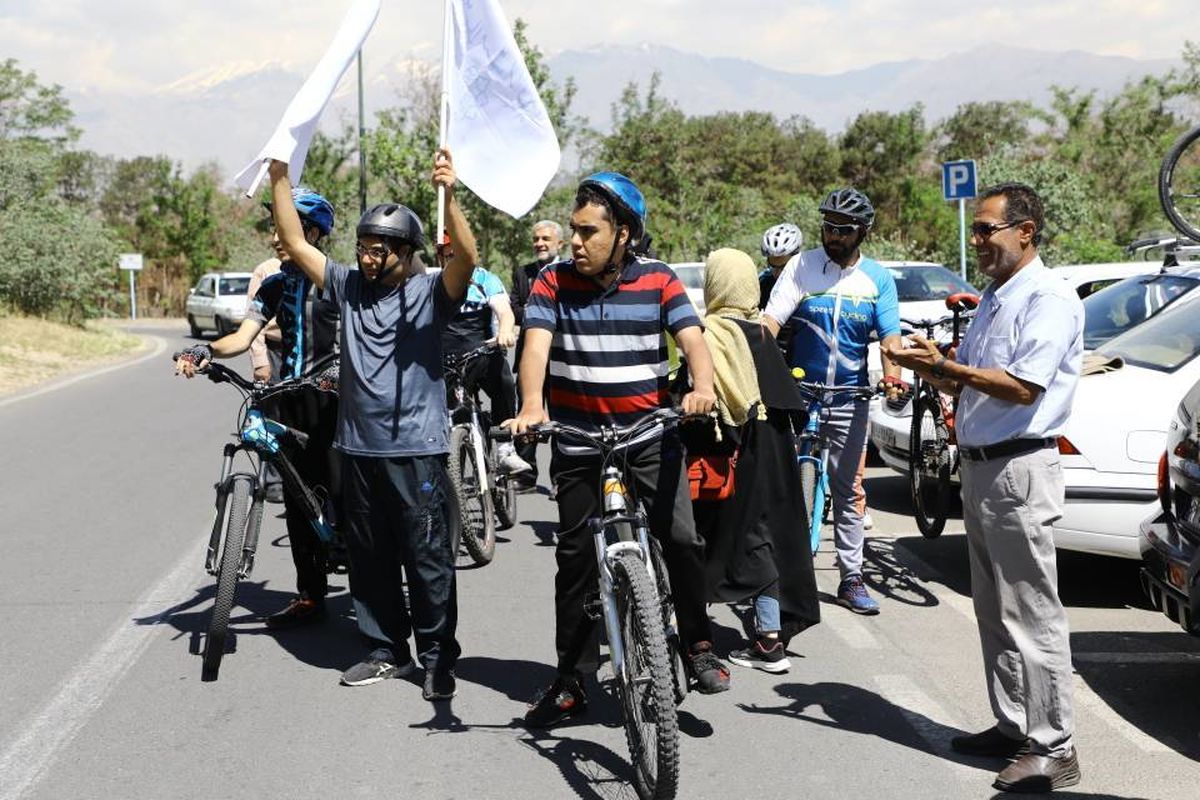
[
  {"left": 448, "top": 426, "right": 496, "bottom": 565},
  {"left": 202, "top": 475, "right": 252, "bottom": 680},
  {"left": 1160, "top": 124, "right": 1200, "bottom": 242},
  {"left": 909, "top": 393, "right": 951, "bottom": 538},
  {"left": 799, "top": 456, "right": 821, "bottom": 554},
  {"left": 612, "top": 551, "right": 680, "bottom": 800}
]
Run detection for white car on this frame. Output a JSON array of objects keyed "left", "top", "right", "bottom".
[
  {"left": 1051, "top": 261, "right": 1163, "bottom": 299},
  {"left": 185, "top": 272, "right": 252, "bottom": 337},
  {"left": 670, "top": 261, "right": 706, "bottom": 318},
  {"left": 1055, "top": 299, "right": 1200, "bottom": 558}
]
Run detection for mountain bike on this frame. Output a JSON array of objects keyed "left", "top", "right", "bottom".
[
  {"left": 495, "top": 408, "right": 688, "bottom": 800},
  {"left": 793, "top": 374, "right": 877, "bottom": 555},
  {"left": 901, "top": 292, "right": 978, "bottom": 538},
  {"left": 443, "top": 342, "right": 518, "bottom": 566},
  {"left": 1160, "top": 122, "right": 1200, "bottom": 242},
  {"left": 180, "top": 352, "right": 339, "bottom": 680}
]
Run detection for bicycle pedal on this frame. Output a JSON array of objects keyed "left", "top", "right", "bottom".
[{"left": 583, "top": 591, "right": 603, "bottom": 621}]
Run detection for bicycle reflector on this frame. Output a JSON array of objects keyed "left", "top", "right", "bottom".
[
  {"left": 1056, "top": 436, "right": 1081, "bottom": 456},
  {"left": 792, "top": 368, "right": 806, "bottom": 380}
]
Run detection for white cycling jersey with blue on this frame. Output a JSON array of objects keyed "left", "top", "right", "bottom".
[{"left": 763, "top": 246, "right": 901, "bottom": 389}]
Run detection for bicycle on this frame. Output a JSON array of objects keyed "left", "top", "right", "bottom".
[
  {"left": 900, "top": 292, "right": 978, "bottom": 538},
  {"left": 443, "top": 342, "right": 518, "bottom": 566},
  {"left": 180, "top": 352, "right": 339, "bottom": 680},
  {"left": 1159, "top": 122, "right": 1200, "bottom": 242},
  {"left": 792, "top": 375, "right": 878, "bottom": 555},
  {"left": 494, "top": 408, "right": 688, "bottom": 800}
]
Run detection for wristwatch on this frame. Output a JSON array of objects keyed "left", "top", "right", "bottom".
[{"left": 931, "top": 356, "right": 947, "bottom": 380}]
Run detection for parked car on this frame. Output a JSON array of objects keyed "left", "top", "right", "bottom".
[
  {"left": 1051, "top": 261, "right": 1162, "bottom": 299},
  {"left": 670, "top": 261, "right": 706, "bottom": 318},
  {"left": 1140, "top": 378, "right": 1200, "bottom": 635},
  {"left": 186, "top": 272, "right": 252, "bottom": 337}
]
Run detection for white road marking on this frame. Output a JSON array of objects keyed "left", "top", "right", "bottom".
[
  {"left": 1072, "top": 675, "right": 1173, "bottom": 754},
  {"left": 819, "top": 605, "right": 882, "bottom": 650},
  {"left": 0, "top": 334, "right": 166, "bottom": 409},
  {"left": 872, "top": 674, "right": 980, "bottom": 779},
  {"left": 0, "top": 535, "right": 207, "bottom": 800}
]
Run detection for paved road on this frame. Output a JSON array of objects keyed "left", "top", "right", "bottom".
[{"left": 1, "top": 325, "right": 1197, "bottom": 799}]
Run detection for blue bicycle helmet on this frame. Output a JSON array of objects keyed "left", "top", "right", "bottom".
[
  {"left": 579, "top": 171, "right": 647, "bottom": 243},
  {"left": 264, "top": 187, "right": 335, "bottom": 236}
]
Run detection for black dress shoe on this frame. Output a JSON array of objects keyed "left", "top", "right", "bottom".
[
  {"left": 993, "top": 748, "right": 1081, "bottom": 793},
  {"left": 264, "top": 597, "right": 325, "bottom": 629},
  {"left": 950, "top": 726, "right": 1028, "bottom": 758}
]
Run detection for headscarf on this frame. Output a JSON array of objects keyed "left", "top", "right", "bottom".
[{"left": 701, "top": 248, "right": 766, "bottom": 427}]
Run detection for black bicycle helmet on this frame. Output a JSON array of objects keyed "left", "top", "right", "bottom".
[
  {"left": 356, "top": 203, "right": 425, "bottom": 249},
  {"left": 819, "top": 188, "right": 876, "bottom": 229}
]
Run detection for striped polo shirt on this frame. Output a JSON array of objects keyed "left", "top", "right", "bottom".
[{"left": 524, "top": 256, "right": 701, "bottom": 433}]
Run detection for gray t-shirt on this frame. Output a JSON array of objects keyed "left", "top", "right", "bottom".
[{"left": 323, "top": 259, "right": 457, "bottom": 457}]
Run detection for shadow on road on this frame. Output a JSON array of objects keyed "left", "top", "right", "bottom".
[
  {"left": 1072, "top": 630, "right": 1200, "bottom": 762},
  {"left": 525, "top": 519, "right": 558, "bottom": 547},
  {"left": 861, "top": 538, "right": 940, "bottom": 607},
  {"left": 863, "top": 472, "right": 963, "bottom": 520},
  {"left": 990, "top": 794, "right": 1154, "bottom": 800},
  {"left": 520, "top": 733, "right": 640, "bottom": 800}
]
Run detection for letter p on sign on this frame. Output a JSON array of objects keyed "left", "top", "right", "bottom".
[{"left": 942, "top": 159, "right": 977, "bottom": 201}]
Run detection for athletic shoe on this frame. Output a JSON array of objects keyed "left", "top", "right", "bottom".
[
  {"left": 496, "top": 443, "right": 533, "bottom": 475},
  {"left": 340, "top": 648, "right": 416, "bottom": 686},
  {"left": 512, "top": 477, "right": 538, "bottom": 493},
  {"left": 423, "top": 670, "right": 457, "bottom": 701},
  {"left": 524, "top": 676, "right": 588, "bottom": 728},
  {"left": 688, "top": 642, "right": 731, "bottom": 693},
  {"left": 728, "top": 638, "right": 791, "bottom": 673},
  {"left": 862, "top": 512, "right": 875, "bottom": 530},
  {"left": 836, "top": 575, "right": 880, "bottom": 615},
  {"left": 264, "top": 596, "right": 325, "bottom": 629}
]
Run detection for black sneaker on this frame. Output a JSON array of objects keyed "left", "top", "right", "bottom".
[
  {"left": 688, "top": 642, "right": 731, "bottom": 694},
  {"left": 423, "top": 670, "right": 457, "bottom": 701},
  {"left": 264, "top": 596, "right": 325, "bottom": 630},
  {"left": 524, "top": 676, "right": 588, "bottom": 728},
  {"left": 340, "top": 648, "right": 416, "bottom": 687},
  {"left": 728, "top": 638, "right": 791, "bottom": 673}
]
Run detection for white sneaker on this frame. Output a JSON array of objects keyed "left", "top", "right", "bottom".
[
  {"left": 862, "top": 513, "right": 875, "bottom": 530},
  {"left": 496, "top": 444, "right": 533, "bottom": 475}
]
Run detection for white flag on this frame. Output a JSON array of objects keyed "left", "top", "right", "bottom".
[
  {"left": 234, "top": 0, "right": 381, "bottom": 195},
  {"left": 446, "top": 0, "right": 561, "bottom": 218}
]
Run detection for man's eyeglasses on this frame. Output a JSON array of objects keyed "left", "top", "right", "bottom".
[
  {"left": 355, "top": 243, "right": 391, "bottom": 261},
  {"left": 970, "top": 220, "right": 1028, "bottom": 239},
  {"left": 821, "top": 220, "right": 863, "bottom": 237}
]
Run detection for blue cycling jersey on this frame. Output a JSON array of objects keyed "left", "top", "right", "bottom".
[{"left": 763, "top": 247, "right": 901, "bottom": 390}]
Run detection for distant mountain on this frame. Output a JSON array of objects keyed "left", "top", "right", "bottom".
[{"left": 65, "top": 44, "right": 1178, "bottom": 180}]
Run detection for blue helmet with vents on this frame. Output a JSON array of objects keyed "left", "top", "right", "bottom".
[
  {"left": 579, "top": 171, "right": 647, "bottom": 244},
  {"left": 264, "top": 187, "right": 335, "bottom": 236}
]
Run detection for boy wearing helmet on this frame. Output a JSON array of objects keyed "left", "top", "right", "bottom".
[
  {"left": 759, "top": 222, "right": 803, "bottom": 360},
  {"left": 264, "top": 151, "right": 475, "bottom": 701},
  {"left": 174, "top": 187, "right": 342, "bottom": 630},
  {"left": 762, "top": 188, "right": 906, "bottom": 615},
  {"left": 507, "top": 171, "right": 730, "bottom": 727}
]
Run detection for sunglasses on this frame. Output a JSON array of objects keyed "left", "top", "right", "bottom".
[
  {"left": 821, "top": 220, "right": 863, "bottom": 237},
  {"left": 970, "top": 220, "right": 1028, "bottom": 239}
]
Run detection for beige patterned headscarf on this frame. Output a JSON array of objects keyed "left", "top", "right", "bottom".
[{"left": 702, "top": 248, "right": 766, "bottom": 427}]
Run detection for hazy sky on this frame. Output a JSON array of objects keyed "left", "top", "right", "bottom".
[{"left": 0, "top": 0, "right": 1187, "bottom": 94}]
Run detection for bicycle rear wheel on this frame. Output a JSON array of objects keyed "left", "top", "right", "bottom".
[
  {"left": 202, "top": 475, "right": 252, "bottom": 680},
  {"left": 1160, "top": 124, "right": 1200, "bottom": 242},
  {"left": 493, "top": 475, "right": 518, "bottom": 531},
  {"left": 612, "top": 551, "right": 680, "bottom": 800},
  {"left": 909, "top": 392, "right": 951, "bottom": 538},
  {"left": 448, "top": 426, "right": 496, "bottom": 565}
]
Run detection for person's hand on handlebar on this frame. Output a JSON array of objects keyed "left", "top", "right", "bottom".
[
  {"left": 503, "top": 403, "right": 549, "bottom": 438},
  {"left": 173, "top": 344, "right": 213, "bottom": 379},
  {"left": 877, "top": 375, "right": 911, "bottom": 403},
  {"left": 680, "top": 387, "right": 717, "bottom": 417}
]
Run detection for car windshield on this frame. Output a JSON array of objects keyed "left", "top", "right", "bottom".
[
  {"left": 673, "top": 265, "right": 704, "bottom": 290},
  {"left": 1082, "top": 273, "right": 1196, "bottom": 350},
  {"left": 1099, "top": 299, "right": 1200, "bottom": 373},
  {"left": 219, "top": 277, "right": 251, "bottom": 296},
  {"left": 887, "top": 265, "right": 975, "bottom": 301}
]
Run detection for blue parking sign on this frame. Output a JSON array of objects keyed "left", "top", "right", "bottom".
[{"left": 942, "top": 160, "right": 977, "bottom": 201}]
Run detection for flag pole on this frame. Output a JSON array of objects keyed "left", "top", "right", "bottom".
[
  {"left": 357, "top": 49, "right": 367, "bottom": 214},
  {"left": 436, "top": 0, "right": 452, "bottom": 245}
]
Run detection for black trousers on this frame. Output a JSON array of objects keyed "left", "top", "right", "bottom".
[
  {"left": 512, "top": 335, "right": 543, "bottom": 481},
  {"left": 462, "top": 349, "right": 518, "bottom": 424},
  {"left": 263, "top": 387, "right": 340, "bottom": 600},
  {"left": 551, "top": 435, "right": 711, "bottom": 676},
  {"left": 341, "top": 453, "right": 460, "bottom": 673}
]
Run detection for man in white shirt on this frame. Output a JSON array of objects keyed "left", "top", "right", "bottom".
[{"left": 886, "top": 182, "right": 1083, "bottom": 794}]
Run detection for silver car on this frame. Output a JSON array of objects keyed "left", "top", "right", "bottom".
[{"left": 186, "top": 272, "right": 252, "bottom": 337}]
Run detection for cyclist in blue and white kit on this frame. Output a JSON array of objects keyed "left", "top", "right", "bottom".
[{"left": 763, "top": 188, "right": 906, "bottom": 614}]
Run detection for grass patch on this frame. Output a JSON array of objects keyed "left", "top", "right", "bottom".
[{"left": 0, "top": 315, "right": 143, "bottom": 396}]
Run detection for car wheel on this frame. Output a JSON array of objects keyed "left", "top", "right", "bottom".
[
  {"left": 187, "top": 314, "right": 202, "bottom": 338},
  {"left": 215, "top": 316, "right": 228, "bottom": 336}
]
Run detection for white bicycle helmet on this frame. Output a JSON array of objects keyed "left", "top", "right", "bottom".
[{"left": 761, "top": 223, "right": 803, "bottom": 258}]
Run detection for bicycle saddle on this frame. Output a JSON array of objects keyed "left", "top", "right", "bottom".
[{"left": 945, "top": 292, "right": 980, "bottom": 312}]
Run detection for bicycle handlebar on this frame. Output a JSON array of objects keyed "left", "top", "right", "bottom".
[
  {"left": 490, "top": 407, "right": 689, "bottom": 449},
  {"left": 192, "top": 352, "right": 338, "bottom": 398},
  {"left": 443, "top": 342, "right": 503, "bottom": 370},
  {"left": 795, "top": 382, "right": 879, "bottom": 403}
]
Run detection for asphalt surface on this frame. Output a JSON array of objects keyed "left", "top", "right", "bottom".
[{"left": 1, "top": 324, "right": 1198, "bottom": 800}]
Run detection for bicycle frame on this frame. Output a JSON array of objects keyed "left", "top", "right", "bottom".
[{"left": 444, "top": 345, "right": 501, "bottom": 502}]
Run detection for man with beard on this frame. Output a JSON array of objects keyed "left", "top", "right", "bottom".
[
  {"left": 886, "top": 183, "right": 1082, "bottom": 793},
  {"left": 762, "top": 188, "right": 906, "bottom": 615},
  {"left": 510, "top": 220, "right": 564, "bottom": 490}
]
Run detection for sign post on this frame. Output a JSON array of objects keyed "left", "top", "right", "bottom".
[
  {"left": 941, "top": 159, "right": 977, "bottom": 281},
  {"left": 118, "top": 253, "right": 143, "bottom": 320}
]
